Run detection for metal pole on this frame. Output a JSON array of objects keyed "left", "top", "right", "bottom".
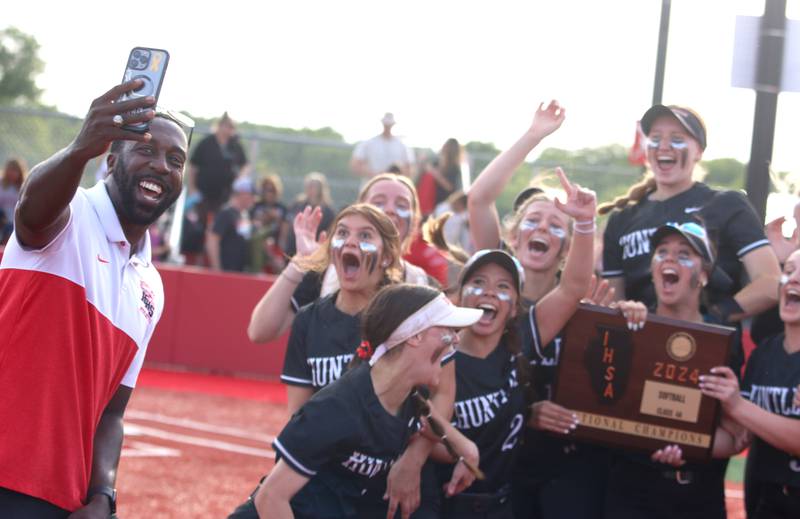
[
  {"left": 652, "top": 0, "right": 672, "bottom": 105},
  {"left": 745, "top": 0, "right": 786, "bottom": 222}
]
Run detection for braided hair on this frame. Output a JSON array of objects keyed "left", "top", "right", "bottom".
[{"left": 597, "top": 174, "right": 657, "bottom": 215}]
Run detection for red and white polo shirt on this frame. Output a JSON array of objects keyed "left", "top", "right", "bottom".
[{"left": 0, "top": 181, "right": 164, "bottom": 511}]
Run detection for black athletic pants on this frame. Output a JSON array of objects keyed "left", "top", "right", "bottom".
[
  {"left": 511, "top": 448, "right": 609, "bottom": 519},
  {"left": 752, "top": 482, "right": 800, "bottom": 519},
  {"left": 604, "top": 458, "right": 726, "bottom": 519}
]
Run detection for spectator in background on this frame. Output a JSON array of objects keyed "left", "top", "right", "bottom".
[
  {"left": 415, "top": 150, "right": 439, "bottom": 217},
  {"left": 250, "top": 174, "right": 288, "bottom": 274},
  {"left": 206, "top": 177, "right": 256, "bottom": 272},
  {"left": 281, "top": 172, "right": 335, "bottom": 257},
  {"left": 189, "top": 112, "right": 248, "bottom": 218},
  {"left": 0, "top": 158, "right": 26, "bottom": 244},
  {"left": 149, "top": 213, "right": 172, "bottom": 263},
  {"left": 183, "top": 112, "right": 248, "bottom": 266},
  {"left": 440, "top": 190, "right": 474, "bottom": 256},
  {"left": 350, "top": 112, "right": 415, "bottom": 180},
  {"left": 433, "top": 138, "right": 463, "bottom": 209}
]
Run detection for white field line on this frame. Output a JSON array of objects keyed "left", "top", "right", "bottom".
[
  {"left": 121, "top": 439, "right": 181, "bottom": 458},
  {"left": 125, "top": 409, "right": 275, "bottom": 443},
  {"left": 124, "top": 422, "right": 275, "bottom": 458}
]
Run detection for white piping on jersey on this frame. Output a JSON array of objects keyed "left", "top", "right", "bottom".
[
  {"left": 601, "top": 269, "right": 625, "bottom": 277},
  {"left": 273, "top": 438, "right": 317, "bottom": 477},
  {"left": 280, "top": 375, "right": 313, "bottom": 386},
  {"left": 737, "top": 239, "right": 770, "bottom": 258},
  {"left": 528, "top": 305, "right": 545, "bottom": 363},
  {"left": 441, "top": 349, "right": 456, "bottom": 364}
]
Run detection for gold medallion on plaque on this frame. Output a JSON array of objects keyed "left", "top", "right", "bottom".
[{"left": 666, "top": 332, "right": 696, "bottom": 362}]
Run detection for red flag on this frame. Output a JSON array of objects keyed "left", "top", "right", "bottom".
[{"left": 628, "top": 121, "right": 647, "bottom": 166}]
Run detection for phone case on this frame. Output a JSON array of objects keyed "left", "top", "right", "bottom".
[{"left": 119, "top": 47, "right": 170, "bottom": 132}]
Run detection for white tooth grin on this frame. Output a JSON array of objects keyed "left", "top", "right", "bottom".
[{"left": 140, "top": 181, "right": 162, "bottom": 195}]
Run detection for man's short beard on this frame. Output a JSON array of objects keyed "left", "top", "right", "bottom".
[{"left": 111, "top": 153, "right": 175, "bottom": 226}]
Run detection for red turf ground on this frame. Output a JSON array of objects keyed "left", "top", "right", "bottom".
[{"left": 118, "top": 367, "right": 746, "bottom": 518}]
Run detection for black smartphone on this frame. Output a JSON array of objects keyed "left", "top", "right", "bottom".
[{"left": 119, "top": 47, "right": 170, "bottom": 132}]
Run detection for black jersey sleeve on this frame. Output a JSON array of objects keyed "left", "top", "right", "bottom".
[
  {"left": 708, "top": 190, "right": 770, "bottom": 258},
  {"left": 273, "top": 398, "right": 353, "bottom": 477},
  {"left": 290, "top": 270, "right": 322, "bottom": 313},
  {"left": 281, "top": 304, "right": 314, "bottom": 387},
  {"left": 602, "top": 210, "right": 625, "bottom": 278}
]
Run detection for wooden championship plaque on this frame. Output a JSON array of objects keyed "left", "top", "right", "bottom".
[{"left": 552, "top": 303, "right": 735, "bottom": 462}]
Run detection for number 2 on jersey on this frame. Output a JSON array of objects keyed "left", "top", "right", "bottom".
[{"left": 501, "top": 414, "right": 524, "bottom": 451}]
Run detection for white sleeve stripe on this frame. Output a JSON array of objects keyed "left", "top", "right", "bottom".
[
  {"left": 290, "top": 297, "right": 300, "bottom": 313},
  {"left": 440, "top": 350, "right": 456, "bottom": 364},
  {"left": 280, "top": 375, "right": 313, "bottom": 385},
  {"left": 273, "top": 438, "right": 317, "bottom": 477},
  {"left": 601, "top": 270, "right": 625, "bottom": 277},
  {"left": 737, "top": 239, "right": 770, "bottom": 257}
]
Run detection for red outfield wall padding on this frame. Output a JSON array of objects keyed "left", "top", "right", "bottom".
[{"left": 146, "top": 264, "right": 288, "bottom": 379}]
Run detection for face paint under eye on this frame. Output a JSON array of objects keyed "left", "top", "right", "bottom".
[
  {"left": 670, "top": 138, "right": 688, "bottom": 150},
  {"left": 395, "top": 207, "right": 412, "bottom": 219},
  {"left": 677, "top": 258, "right": 696, "bottom": 268},
  {"left": 781, "top": 274, "right": 790, "bottom": 285},
  {"left": 358, "top": 241, "right": 379, "bottom": 274},
  {"left": 441, "top": 332, "right": 455, "bottom": 346},
  {"left": 497, "top": 292, "right": 513, "bottom": 302},
  {"left": 358, "top": 241, "right": 378, "bottom": 253},
  {"left": 653, "top": 251, "right": 668, "bottom": 263},
  {"left": 462, "top": 285, "right": 484, "bottom": 298},
  {"left": 519, "top": 220, "right": 540, "bottom": 232},
  {"left": 549, "top": 225, "right": 566, "bottom": 239},
  {"left": 331, "top": 237, "right": 345, "bottom": 249}
]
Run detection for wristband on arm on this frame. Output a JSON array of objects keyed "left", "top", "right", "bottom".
[{"left": 87, "top": 485, "right": 117, "bottom": 515}]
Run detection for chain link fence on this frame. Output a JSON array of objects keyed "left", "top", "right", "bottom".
[
  {"left": 0, "top": 106, "right": 642, "bottom": 208},
  {"left": 0, "top": 106, "right": 644, "bottom": 265}
]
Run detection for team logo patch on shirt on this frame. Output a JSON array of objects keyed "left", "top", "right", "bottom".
[{"left": 140, "top": 280, "right": 155, "bottom": 322}]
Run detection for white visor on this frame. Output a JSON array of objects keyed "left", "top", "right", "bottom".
[{"left": 369, "top": 293, "right": 482, "bottom": 366}]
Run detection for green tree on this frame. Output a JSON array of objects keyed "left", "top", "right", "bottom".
[
  {"left": 0, "top": 27, "right": 44, "bottom": 105},
  {"left": 703, "top": 158, "right": 745, "bottom": 190}
]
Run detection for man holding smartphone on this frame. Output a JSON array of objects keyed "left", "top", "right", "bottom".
[{"left": 0, "top": 78, "right": 189, "bottom": 518}]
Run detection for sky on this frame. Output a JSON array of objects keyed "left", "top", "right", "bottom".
[{"left": 4, "top": 0, "right": 800, "bottom": 180}]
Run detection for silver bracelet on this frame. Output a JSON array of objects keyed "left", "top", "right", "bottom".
[{"left": 573, "top": 219, "right": 596, "bottom": 235}]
